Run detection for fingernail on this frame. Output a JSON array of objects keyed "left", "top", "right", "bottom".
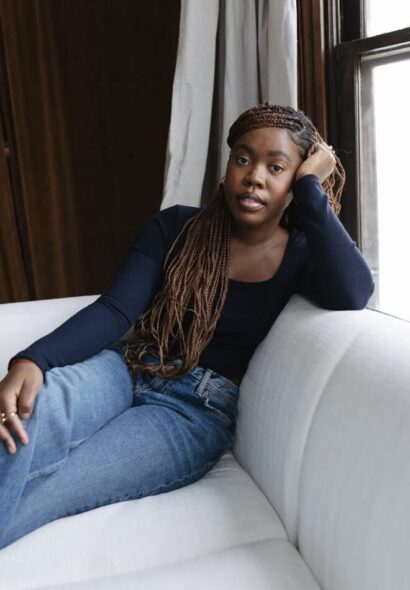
[
  {"left": 21, "top": 413, "right": 30, "bottom": 420},
  {"left": 8, "top": 446, "right": 16, "bottom": 454}
]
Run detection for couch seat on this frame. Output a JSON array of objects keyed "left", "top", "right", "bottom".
[{"left": 0, "top": 451, "right": 319, "bottom": 590}]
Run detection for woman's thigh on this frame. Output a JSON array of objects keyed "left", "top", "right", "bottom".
[
  {"left": 0, "top": 341, "right": 134, "bottom": 538},
  {"left": 25, "top": 342, "right": 136, "bottom": 479},
  {"left": 1, "top": 354, "right": 238, "bottom": 548},
  {"left": 5, "top": 389, "right": 233, "bottom": 547}
]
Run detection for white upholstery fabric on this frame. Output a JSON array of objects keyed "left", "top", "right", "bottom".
[
  {"left": 234, "top": 295, "right": 410, "bottom": 589},
  {"left": 0, "top": 295, "right": 99, "bottom": 377},
  {"left": 0, "top": 452, "right": 287, "bottom": 590},
  {"left": 233, "top": 296, "right": 376, "bottom": 544},
  {"left": 40, "top": 540, "right": 320, "bottom": 590},
  {"left": 297, "top": 313, "right": 410, "bottom": 590},
  {"left": 2, "top": 293, "right": 410, "bottom": 588}
]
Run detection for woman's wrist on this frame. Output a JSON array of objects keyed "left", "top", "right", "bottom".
[
  {"left": 294, "top": 172, "right": 320, "bottom": 184},
  {"left": 9, "top": 358, "right": 37, "bottom": 370}
]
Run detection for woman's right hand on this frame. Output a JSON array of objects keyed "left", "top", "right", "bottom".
[
  {"left": 0, "top": 361, "right": 44, "bottom": 454},
  {"left": 295, "top": 142, "right": 336, "bottom": 184}
]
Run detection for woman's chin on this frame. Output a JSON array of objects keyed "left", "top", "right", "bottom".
[
  {"left": 230, "top": 210, "right": 273, "bottom": 231},
  {"left": 227, "top": 200, "right": 263, "bottom": 220}
]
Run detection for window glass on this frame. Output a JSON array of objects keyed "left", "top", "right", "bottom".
[
  {"left": 359, "top": 53, "right": 410, "bottom": 320},
  {"left": 365, "top": 0, "right": 410, "bottom": 37}
]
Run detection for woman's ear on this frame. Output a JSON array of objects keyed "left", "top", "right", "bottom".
[{"left": 306, "top": 144, "right": 316, "bottom": 159}]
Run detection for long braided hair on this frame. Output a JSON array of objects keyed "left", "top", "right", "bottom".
[{"left": 124, "top": 103, "right": 346, "bottom": 379}]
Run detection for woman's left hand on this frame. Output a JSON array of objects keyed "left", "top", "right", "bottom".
[{"left": 295, "top": 143, "right": 336, "bottom": 184}]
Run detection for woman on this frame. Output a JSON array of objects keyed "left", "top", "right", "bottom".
[{"left": 0, "top": 103, "right": 374, "bottom": 548}]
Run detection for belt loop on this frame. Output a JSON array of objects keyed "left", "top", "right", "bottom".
[{"left": 196, "top": 368, "right": 213, "bottom": 398}]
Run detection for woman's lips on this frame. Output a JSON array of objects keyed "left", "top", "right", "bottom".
[{"left": 236, "top": 194, "right": 265, "bottom": 211}]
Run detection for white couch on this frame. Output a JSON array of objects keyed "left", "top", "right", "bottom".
[{"left": 0, "top": 294, "right": 409, "bottom": 590}]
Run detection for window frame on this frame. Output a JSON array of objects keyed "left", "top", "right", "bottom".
[{"left": 326, "top": 1, "right": 410, "bottom": 243}]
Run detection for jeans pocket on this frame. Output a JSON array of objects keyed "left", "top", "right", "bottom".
[{"left": 196, "top": 370, "right": 239, "bottom": 427}]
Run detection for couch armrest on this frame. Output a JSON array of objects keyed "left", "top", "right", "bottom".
[
  {"left": 232, "top": 294, "right": 375, "bottom": 543},
  {"left": 0, "top": 295, "right": 99, "bottom": 377}
]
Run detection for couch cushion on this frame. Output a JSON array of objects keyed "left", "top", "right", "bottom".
[
  {"left": 0, "top": 451, "right": 287, "bottom": 590},
  {"left": 0, "top": 295, "right": 99, "bottom": 376},
  {"left": 40, "top": 539, "right": 321, "bottom": 590},
  {"left": 297, "top": 311, "right": 410, "bottom": 590},
  {"left": 234, "top": 293, "right": 410, "bottom": 589},
  {"left": 233, "top": 294, "right": 374, "bottom": 543}
]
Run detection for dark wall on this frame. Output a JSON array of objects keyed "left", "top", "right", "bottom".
[{"left": 0, "top": 0, "right": 180, "bottom": 302}]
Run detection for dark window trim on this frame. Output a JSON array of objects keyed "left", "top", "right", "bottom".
[
  {"left": 330, "top": 25, "right": 410, "bottom": 242},
  {"left": 297, "top": 0, "right": 328, "bottom": 137},
  {"left": 338, "top": 27, "right": 410, "bottom": 57},
  {"left": 298, "top": 2, "right": 409, "bottom": 243},
  {"left": 340, "top": 0, "right": 364, "bottom": 41}
]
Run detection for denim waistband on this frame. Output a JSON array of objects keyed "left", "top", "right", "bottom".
[
  {"left": 145, "top": 353, "right": 238, "bottom": 390},
  {"left": 109, "top": 343, "right": 240, "bottom": 397},
  {"left": 128, "top": 352, "right": 239, "bottom": 428}
]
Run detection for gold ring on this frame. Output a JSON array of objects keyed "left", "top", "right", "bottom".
[{"left": 1, "top": 411, "right": 17, "bottom": 424}]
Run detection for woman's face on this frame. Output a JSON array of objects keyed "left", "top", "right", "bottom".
[{"left": 224, "top": 126, "right": 303, "bottom": 230}]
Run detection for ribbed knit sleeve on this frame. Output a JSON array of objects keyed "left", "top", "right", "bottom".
[
  {"left": 8, "top": 205, "right": 200, "bottom": 376},
  {"left": 293, "top": 174, "right": 374, "bottom": 310}
]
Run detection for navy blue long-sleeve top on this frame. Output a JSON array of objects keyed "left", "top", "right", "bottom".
[{"left": 8, "top": 175, "right": 375, "bottom": 379}]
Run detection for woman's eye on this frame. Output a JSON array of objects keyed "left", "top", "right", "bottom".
[{"left": 269, "top": 164, "right": 284, "bottom": 173}]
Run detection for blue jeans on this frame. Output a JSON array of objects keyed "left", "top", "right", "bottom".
[{"left": 0, "top": 342, "right": 239, "bottom": 549}]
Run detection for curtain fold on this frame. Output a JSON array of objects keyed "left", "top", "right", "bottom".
[{"left": 161, "top": 0, "right": 297, "bottom": 209}]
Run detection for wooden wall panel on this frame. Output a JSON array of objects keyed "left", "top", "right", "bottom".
[
  {"left": 0, "top": 120, "right": 29, "bottom": 302},
  {"left": 1, "top": 1, "right": 84, "bottom": 301},
  {"left": 0, "top": 0, "right": 180, "bottom": 302}
]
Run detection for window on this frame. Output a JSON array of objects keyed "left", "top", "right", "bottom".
[
  {"left": 332, "top": 1, "right": 410, "bottom": 320},
  {"left": 364, "top": 0, "right": 410, "bottom": 37}
]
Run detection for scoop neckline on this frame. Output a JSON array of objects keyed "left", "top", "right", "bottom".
[{"left": 228, "top": 229, "right": 294, "bottom": 286}]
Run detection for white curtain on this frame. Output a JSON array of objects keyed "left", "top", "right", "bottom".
[{"left": 161, "top": 0, "right": 297, "bottom": 210}]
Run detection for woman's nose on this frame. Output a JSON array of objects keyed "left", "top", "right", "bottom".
[{"left": 244, "top": 165, "right": 265, "bottom": 188}]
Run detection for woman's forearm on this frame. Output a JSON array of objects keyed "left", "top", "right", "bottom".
[{"left": 293, "top": 174, "right": 374, "bottom": 310}]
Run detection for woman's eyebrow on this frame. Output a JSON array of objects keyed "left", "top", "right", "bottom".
[{"left": 234, "top": 143, "right": 291, "bottom": 161}]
